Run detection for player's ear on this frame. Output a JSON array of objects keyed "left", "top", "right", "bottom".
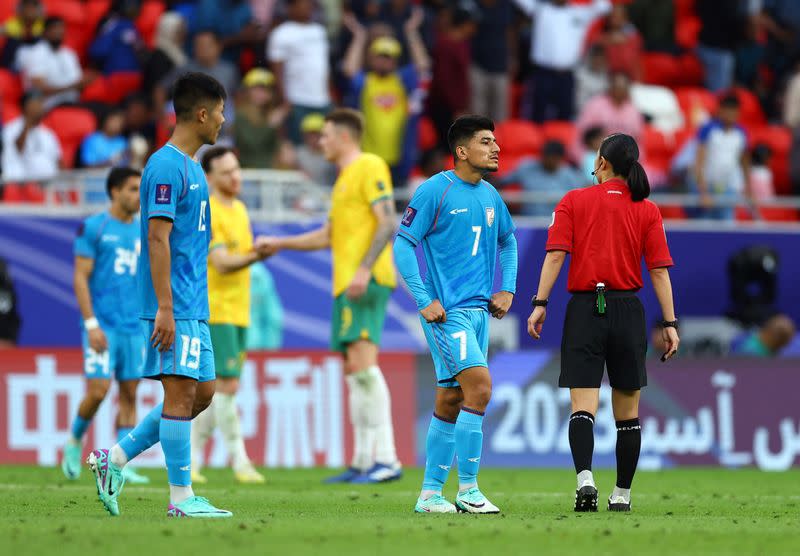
[{"left": 456, "top": 145, "right": 467, "bottom": 161}]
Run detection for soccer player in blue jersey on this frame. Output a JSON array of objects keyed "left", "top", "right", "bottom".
[
  {"left": 393, "top": 115, "right": 518, "bottom": 514},
  {"left": 87, "top": 72, "right": 233, "bottom": 518},
  {"left": 62, "top": 167, "right": 150, "bottom": 486}
]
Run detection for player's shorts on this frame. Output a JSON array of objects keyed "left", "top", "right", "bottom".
[
  {"left": 82, "top": 328, "right": 144, "bottom": 381},
  {"left": 420, "top": 308, "right": 489, "bottom": 389},
  {"left": 209, "top": 323, "right": 247, "bottom": 378},
  {"left": 331, "top": 279, "right": 392, "bottom": 353},
  {"left": 559, "top": 291, "right": 647, "bottom": 391},
  {"left": 141, "top": 319, "right": 215, "bottom": 383}
]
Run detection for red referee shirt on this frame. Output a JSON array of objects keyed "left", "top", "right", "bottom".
[{"left": 546, "top": 178, "right": 674, "bottom": 292}]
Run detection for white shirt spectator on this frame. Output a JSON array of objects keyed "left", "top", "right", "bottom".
[
  {"left": 16, "top": 40, "right": 83, "bottom": 110},
  {"left": 697, "top": 119, "right": 747, "bottom": 193},
  {"left": 1, "top": 117, "right": 62, "bottom": 181},
  {"left": 515, "top": 0, "right": 611, "bottom": 70},
  {"left": 267, "top": 21, "right": 330, "bottom": 107}
]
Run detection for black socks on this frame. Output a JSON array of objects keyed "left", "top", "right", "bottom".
[
  {"left": 568, "top": 411, "right": 595, "bottom": 473},
  {"left": 615, "top": 418, "right": 642, "bottom": 489}
]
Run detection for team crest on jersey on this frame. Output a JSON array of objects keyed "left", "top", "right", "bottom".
[
  {"left": 402, "top": 206, "right": 417, "bottom": 226},
  {"left": 485, "top": 207, "right": 495, "bottom": 227},
  {"left": 155, "top": 183, "right": 172, "bottom": 204}
]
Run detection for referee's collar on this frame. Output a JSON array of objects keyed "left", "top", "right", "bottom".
[{"left": 602, "top": 178, "right": 629, "bottom": 189}]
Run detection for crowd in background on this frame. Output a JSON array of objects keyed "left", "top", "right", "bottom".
[{"left": 1, "top": 0, "right": 800, "bottom": 221}]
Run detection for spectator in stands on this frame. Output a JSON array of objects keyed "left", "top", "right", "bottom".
[
  {"left": 696, "top": 0, "right": 746, "bottom": 93},
  {"left": 193, "top": 0, "right": 265, "bottom": 63},
  {"left": 783, "top": 60, "right": 800, "bottom": 128},
  {"left": 142, "top": 11, "right": 188, "bottom": 96},
  {"left": 499, "top": 140, "right": 582, "bottom": 217},
  {"left": 470, "top": 0, "right": 515, "bottom": 123},
  {"left": 158, "top": 31, "right": 239, "bottom": 126},
  {"left": 407, "top": 147, "right": 447, "bottom": 194},
  {"left": 0, "top": 0, "right": 44, "bottom": 68},
  {"left": 592, "top": 3, "right": 642, "bottom": 80},
  {"left": 0, "top": 256, "right": 21, "bottom": 348},
  {"left": 692, "top": 94, "right": 750, "bottom": 221},
  {"left": 80, "top": 108, "right": 129, "bottom": 168},
  {"left": 749, "top": 144, "right": 775, "bottom": 203},
  {"left": 579, "top": 126, "right": 604, "bottom": 183},
  {"left": 290, "top": 112, "right": 337, "bottom": 186},
  {"left": 514, "top": 0, "right": 611, "bottom": 122},
  {"left": 342, "top": 8, "right": 430, "bottom": 187},
  {"left": 123, "top": 93, "right": 157, "bottom": 150},
  {"left": 427, "top": 3, "right": 476, "bottom": 149},
  {"left": 89, "top": 0, "right": 144, "bottom": 75},
  {"left": 761, "top": 0, "right": 800, "bottom": 87},
  {"left": 268, "top": 0, "right": 331, "bottom": 144},
  {"left": 233, "top": 68, "right": 288, "bottom": 168},
  {"left": 626, "top": 0, "right": 674, "bottom": 52},
  {"left": 574, "top": 45, "right": 609, "bottom": 112},
  {"left": 575, "top": 72, "right": 644, "bottom": 156},
  {"left": 1, "top": 91, "right": 61, "bottom": 182},
  {"left": 731, "top": 314, "right": 796, "bottom": 357},
  {"left": 16, "top": 16, "right": 88, "bottom": 110}
]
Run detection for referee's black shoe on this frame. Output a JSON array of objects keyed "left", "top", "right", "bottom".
[
  {"left": 574, "top": 484, "right": 598, "bottom": 512},
  {"left": 607, "top": 495, "right": 631, "bottom": 512}
]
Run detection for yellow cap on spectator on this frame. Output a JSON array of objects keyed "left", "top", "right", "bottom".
[
  {"left": 243, "top": 68, "right": 275, "bottom": 88},
  {"left": 301, "top": 113, "right": 326, "bottom": 133},
  {"left": 369, "top": 37, "right": 402, "bottom": 58}
]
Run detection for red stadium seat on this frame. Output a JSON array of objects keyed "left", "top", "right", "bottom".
[
  {"left": 641, "top": 53, "right": 681, "bottom": 87},
  {"left": 675, "top": 87, "right": 718, "bottom": 128},
  {"left": 642, "top": 126, "right": 679, "bottom": 173},
  {"left": 748, "top": 125, "right": 792, "bottom": 195},
  {"left": 676, "top": 53, "right": 705, "bottom": 87},
  {"left": 136, "top": 1, "right": 166, "bottom": 48},
  {"left": 0, "top": 0, "right": 15, "bottom": 22},
  {"left": 760, "top": 207, "right": 799, "bottom": 222},
  {"left": 1, "top": 183, "right": 24, "bottom": 203},
  {"left": 417, "top": 116, "right": 437, "bottom": 151},
  {"left": 675, "top": 15, "right": 701, "bottom": 50},
  {"left": 674, "top": 0, "right": 696, "bottom": 18},
  {"left": 658, "top": 205, "right": 688, "bottom": 220},
  {"left": 81, "top": 72, "right": 143, "bottom": 104},
  {"left": 494, "top": 119, "right": 542, "bottom": 156},
  {"left": 0, "top": 68, "right": 23, "bottom": 123},
  {"left": 729, "top": 87, "right": 766, "bottom": 127},
  {"left": 540, "top": 121, "right": 577, "bottom": 152},
  {"left": 42, "top": 107, "right": 97, "bottom": 168}
]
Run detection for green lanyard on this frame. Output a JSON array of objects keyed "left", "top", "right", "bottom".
[{"left": 596, "top": 283, "right": 606, "bottom": 316}]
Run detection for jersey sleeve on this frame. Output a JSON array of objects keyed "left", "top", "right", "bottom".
[
  {"left": 545, "top": 192, "right": 574, "bottom": 252},
  {"left": 495, "top": 189, "right": 516, "bottom": 240},
  {"left": 74, "top": 218, "right": 98, "bottom": 259},
  {"left": 360, "top": 157, "right": 394, "bottom": 205},
  {"left": 397, "top": 181, "right": 438, "bottom": 247},
  {"left": 643, "top": 204, "right": 674, "bottom": 270},
  {"left": 143, "top": 162, "right": 183, "bottom": 221}
]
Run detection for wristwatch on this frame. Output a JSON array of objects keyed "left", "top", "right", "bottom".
[
  {"left": 661, "top": 319, "right": 678, "bottom": 328},
  {"left": 531, "top": 295, "right": 548, "bottom": 308}
]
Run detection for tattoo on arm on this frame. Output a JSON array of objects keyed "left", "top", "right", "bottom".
[{"left": 360, "top": 200, "right": 396, "bottom": 270}]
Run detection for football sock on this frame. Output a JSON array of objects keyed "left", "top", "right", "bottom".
[
  {"left": 169, "top": 484, "right": 194, "bottom": 505},
  {"left": 615, "top": 418, "right": 642, "bottom": 490},
  {"left": 421, "top": 413, "right": 456, "bottom": 498},
  {"left": 116, "top": 427, "right": 133, "bottom": 445},
  {"left": 160, "top": 413, "right": 192, "bottom": 490},
  {"left": 70, "top": 415, "right": 91, "bottom": 444},
  {"left": 115, "top": 402, "right": 163, "bottom": 466},
  {"left": 190, "top": 404, "right": 215, "bottom": 470},
  {"left": 569, "top": 411, "right": 595, "bottom": 477},
  {"left": 455, "top": 407, "right": 484, "bottom": 491},
  {"left": 367, "top": 366, "right": 398, "bottom": 465},
  {"left": 346, "top": 372, "right": 372, "bottom": 470},
  {"left": 214, "top": 393, "right": 251, "bottom": 470},
  {"left": 577, "top": 469, "right": 595, "bottom": 489},
  {"left": 611, "top": 486, "right": 631, "bottom": 503}
]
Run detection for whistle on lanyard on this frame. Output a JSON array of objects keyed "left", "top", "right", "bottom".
[{"left": 595, "top": 282, "right": 606, "bottom": 317}]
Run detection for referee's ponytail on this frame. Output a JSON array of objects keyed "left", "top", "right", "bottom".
[{"left": 599, "top": 133, "right": 650, "bottom": 202}]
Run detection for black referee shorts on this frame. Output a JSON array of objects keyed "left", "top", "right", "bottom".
[{"left": 559, "top": 291, "right": 647, "bottom": 391}]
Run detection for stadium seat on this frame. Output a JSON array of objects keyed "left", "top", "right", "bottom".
[
  {"left": 42, "top": 107, "right": 97, "bottom": 168},
  {"left": 675, "top": 87, "right": 718, "bottom": 128},
  {"left": 749, "top": 125, "right": 792, "bottom": 195},
  {"left": 658, "top": 205, "right": 688, "bottom": 220},
  {"left": 641, "top": 53, "right": 681, "bottom": 87},
  {"left": 0, "top": 0, "right": 14, "bottom": 22},
  {"left": 675, "top": 15, "right": 701, "bottom": 50},
  {"left": 0, "top": 68, "right": 23, "bottom": 123},
  {"left": 642, "top": 126, "right": 678, "bottom": 174},
  {"left": 676, "top": 53, "right": 705, "bottom": 87},
  {"left": 494, "top": 119, "right": 542, "bottom": 157},
  {"left": 1, "top": 183, "right": 24, "bottom": 203},
  {"left": 136, "top": 1, "right": 167, "bottom": 47},
  {"left": 730, "top": 87, "right": 766, "bottom": 127},
  {"left": 760, "top": 207, "right": 799, "bottom": 222},
  {"left": 81, "top": 72, "right": 143, "bottom": 104},
  {"left": 417, "top": 116, "right": 437, "bottom": 152},
  {"left": 540, "top": 121, "right": 576, "bottom": 152},
  {"left": 674, "top": 0, "right": 696, "bottom": 18}
]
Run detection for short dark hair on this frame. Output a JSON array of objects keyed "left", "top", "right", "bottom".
[
  {"left": 447, "top": 115, "right": 495, "bottom": 157},
  {"left": 172, "top": 72, "right": 227, "bottom": 121},
  {"left": 201, "top": 146, "right": 234, "bottom": 173},
  {"left": 325, "top": 108, "right": 364, "bottom": 139},
  {"left": 719, "top": 93, "right": 740, "bottom": 109},
  {"left": 43, "top": 16, "right": 63, "bottom": 30},
  {"left": 106, "top": 166, "right": 141, "bottom": 198},
  {"left": 582, "top": 125, "right": 604, "bottom": 147}
]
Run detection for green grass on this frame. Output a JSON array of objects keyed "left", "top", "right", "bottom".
[{"left": 1, "top": 466, "right": 798, "bottom": 555}]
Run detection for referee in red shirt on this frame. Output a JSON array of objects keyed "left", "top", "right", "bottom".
[{"left": 527, "top": 133, "right": 679, "bottom": 513}]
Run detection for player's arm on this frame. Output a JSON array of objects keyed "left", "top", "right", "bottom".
[
  {"left": 489, "top": 232, "right": 518, "bottom": 319},
  {"left": 208, "top": 246, "right": 265, "bottom": 275},
  {"left": 73, "top": 255, "right": 107, "bottom": 353},
  {"left": 393, "top": 234, "right": 444, "bottom": 323},
  {"left": 347, "top": 198, "right": 397, "bottom": 299},
  {"left": 148, "top": 217, "right": 175, "bottom": 352},
  {"left": 341, "top": 13, "right": 367, "bottom": 79},
  {"left": 263, "top": 222, "right": 331, "bottom": 252}
]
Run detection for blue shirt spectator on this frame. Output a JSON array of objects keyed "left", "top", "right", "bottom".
[
  {"left": 192, "top": 0, "right": 258, "bottom": 62},
  {"left": 80, "top": 109, "right": 128, "bottom": 167},
  {"left": 89, "top": 11, "right": 143, "bottom": 74}
]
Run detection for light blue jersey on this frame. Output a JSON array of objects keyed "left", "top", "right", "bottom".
[
  {"left": 75, "top": 211, "right": 141, "bottom": 332},
  {"left": 138, "top": 143, "right": 211, "bottom": 321},
  {"left": 397, "top": 170, "right": 516, "bottom": 310}
]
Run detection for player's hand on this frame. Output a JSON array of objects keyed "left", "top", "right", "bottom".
[
  {"left": 404, "top": 5, "right": 424, "bottom": 33},
  {"left": 488, "top": 291, "right": 513, "bottom": 319},
  {"left": 420, "top": 300, "right": 446, "bottom": 323},
  {"left": 254, "top": 235, "right": 279, "bottom": 259},
  {"left": 151, "top": 307, "right": 175, "bottom": 352},
  {"left": 88, "top": 328, "right": 108, "bottom": 353},
  {"left": 342, "top": 12, "right": 366, "bottom": 36},
  {"left": 346, "top": 266, "right": 371, "bottom": 300},
  {"left": 527, "top": 306, "right": 546, "bottom": 340},
  {"left": 661, "top": 326, "right": 680, "bottom": 362}
]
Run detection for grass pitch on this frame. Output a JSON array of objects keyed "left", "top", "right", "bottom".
[{"left": 1, "top": 466, "right": 797, "bottom": 555}]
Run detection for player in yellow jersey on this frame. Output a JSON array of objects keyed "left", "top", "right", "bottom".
[
  {"left": 191, "top": 147, "right": 273, "bottom": 484},
  {"left": 263, "top": 108, "right": 402, "bottom": 483}
]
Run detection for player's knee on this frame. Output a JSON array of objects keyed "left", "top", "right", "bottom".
[
  {"left": 87, "top": 381, "right": 111, "bottom": 403},
  {"left": 465, "top": 383, "right": 492, "bottom": 411},
  {"left": 117, "top": 382, "right": 137, "bottom": 406}
]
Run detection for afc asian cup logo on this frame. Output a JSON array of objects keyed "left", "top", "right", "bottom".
[{"left": 485, "top": 207, "right": 495, "bottom": 228}]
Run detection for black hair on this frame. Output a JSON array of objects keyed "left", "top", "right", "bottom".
[
  {"left": 172, "top": 72, "right": 226, "bottom": 121},
  {"left": 751, "top": 143, "right": 772, "bottom": 166},
  {"left": 106, "top": 166, "right": 141, "bottom": 198},
  {"left": 98, "top": 106, "right": 125, "bottom": 129},
  {"left": 194, "top": 29, "right": 221, "bottom": 42},
  {"left": 201, "top": 146, "right": 234, "bottom": 173},
  {"left": 43, "top": 15, "right": 63, "bottom": 30},
  {"left": 20, "top": 89, "right": 43, "bottom": 108},
  {"left": 447, "top": 115, "right": 495, "bottom": 158},
  {"left": 719, "top": 93, "right": 740, "bottom": 109},
  {"left": 598, "top": 133, "right": 650, "bottom": 201},
  {"left": 582, "top": 125, "right": 604, "bottom": 147}
]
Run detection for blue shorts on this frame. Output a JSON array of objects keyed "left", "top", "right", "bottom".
[
  {"left": 82, "top": 329, "right": 144, "bottom": 381},
  {"left": 420, "top": 308, "right": 489, "bottom": 388},
  {"left": 141, "top": 319, "right": 215, "bottom": 383}
]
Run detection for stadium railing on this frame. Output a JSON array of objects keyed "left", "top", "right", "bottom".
[{"left": 1, "top": 169, "right": 800, "bottom": 228}]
